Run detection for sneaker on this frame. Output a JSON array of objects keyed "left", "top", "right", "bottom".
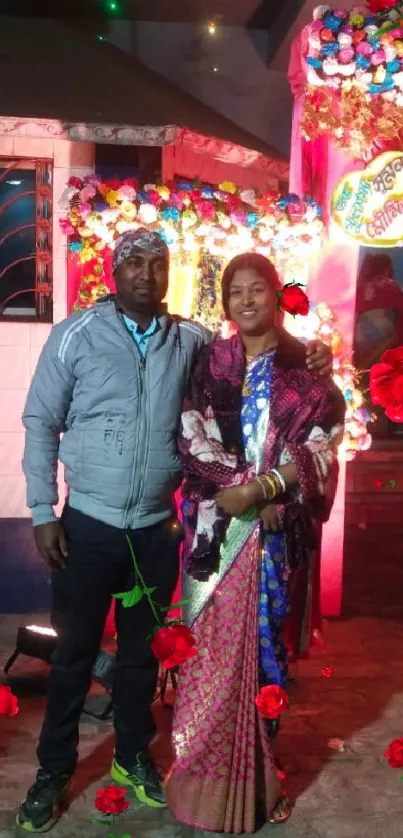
[
  {"left": 16, "top": 770, "right": 71, "bottom": 832},
  {"left": 110, "top": 752, "right": 166, "bottom": 808}
]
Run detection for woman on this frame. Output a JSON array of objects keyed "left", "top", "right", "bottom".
[{"left": 165, "top": 253, "right": 345, "bottom": 833}]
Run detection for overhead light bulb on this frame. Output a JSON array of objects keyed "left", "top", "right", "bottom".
[{"left": 208, "top": 21, "right": 217, "bottom": 35}]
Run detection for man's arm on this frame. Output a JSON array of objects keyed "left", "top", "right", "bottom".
[{"left": 22, "top": 325, "right": 76, "bottom": 527}]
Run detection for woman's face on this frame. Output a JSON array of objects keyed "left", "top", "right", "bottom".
[{"left": 227, "top": 267, "right": 276, "bottom": 336}]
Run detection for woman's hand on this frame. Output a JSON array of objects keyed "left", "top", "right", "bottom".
[
  {"left": 216, "top": 481, "right": 261, "bottom": 517},
  {"left": 306, "top": 340, "right": 332, "bottom": 376},
  {"left": 260, "top": 503, "right": 282, "bottom": 533}
]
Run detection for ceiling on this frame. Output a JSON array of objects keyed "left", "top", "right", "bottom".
[{"left": 0, "top": 0, "right": 286, "bottom": 28}]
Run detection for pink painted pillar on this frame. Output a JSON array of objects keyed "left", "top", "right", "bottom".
[{"left": 288, "top": 32, "right": 365, "bottom": 616}]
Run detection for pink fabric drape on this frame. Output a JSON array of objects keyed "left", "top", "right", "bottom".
[{"left": 288, "top": 30, "right": 364, "bottom": 616}]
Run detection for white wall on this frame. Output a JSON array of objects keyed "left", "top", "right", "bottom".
[{"left": 0, "top": 135, "right": 94, "bottom": 518}]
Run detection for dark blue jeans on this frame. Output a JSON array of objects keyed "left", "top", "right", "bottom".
[{"left": 38, "top": 505, "right": 181, "bottom": 774}]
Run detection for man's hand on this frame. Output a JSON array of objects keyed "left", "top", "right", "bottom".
[
  {"left": 216, "top": 482, "right": 261, "bottom": 518},
  {"left": 34, "top": 522, "right": 68, "bottom": 570},
  {"left": 306, "top": 339, "right": 332, "bottom": 376},
  {"left": 260, "top": 504, "right": 282, "bottom": 533}
]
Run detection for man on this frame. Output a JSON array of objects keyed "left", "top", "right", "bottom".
[{"left": 18, "top": 229, "right": 332, "bottom": 832}]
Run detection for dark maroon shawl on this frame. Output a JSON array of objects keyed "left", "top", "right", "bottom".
[{"left": 179, "top": 329, "right": 345, "bottom": 579}]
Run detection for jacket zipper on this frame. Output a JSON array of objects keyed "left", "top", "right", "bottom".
[{"left": 116, "top": 314, "right": 149, "bottom": 529}]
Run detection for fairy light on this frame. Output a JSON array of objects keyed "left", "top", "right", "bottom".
[{"left": 208, "top": 20, "right": 217, "bottom": 35}]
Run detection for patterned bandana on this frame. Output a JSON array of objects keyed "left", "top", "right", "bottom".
[{"left": 112, "top": 228, "right": 169, "bottom": 272}]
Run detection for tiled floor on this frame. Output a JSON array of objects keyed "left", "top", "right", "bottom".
[{"left": 1, "top": 522, "right": 403, "bottom": 837}]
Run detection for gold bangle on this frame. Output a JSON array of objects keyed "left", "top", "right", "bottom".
[
  {"left": 256, "top": 475, "right": 269, "bottom": 501},
  {"left": 265, "top": 472, "right": 282, "bottom": 496},
  {"left": 259, "top": 474, "right": 278, "bottom": 501}
]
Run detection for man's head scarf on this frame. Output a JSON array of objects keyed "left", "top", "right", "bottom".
[{"left": 112, "top": 228, "right": 169, "bottom": 273}]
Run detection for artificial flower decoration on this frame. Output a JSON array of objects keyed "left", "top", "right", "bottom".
[
  {"left": 302, "top": 3, "right": 403, "bottom": 157},
  {"left": 0, "top": 684, "right": 19, "bottom": 717},
  {"left": 255, "top": 685, "right": 290, "bottom": 720},
  {"left": 276, "top": 281, "right": 310, "bottom": 316},
  {"left": 322, "top": 666, "right": 335, "bottom": 678},
  {"left": 151, "top": 624, "right": 197, "bottom": 670},
  {"left": 384, "top": 736, "right": 403, "bottom": 768},
  {"left": 369, "top": 346, "right": 403, "bottom": 422},
  {"left": 95, "top": 786, "right": 130, "bottom": 816},
  {"left": 61, "top": 176, "right": 324, "bottom": 313}
]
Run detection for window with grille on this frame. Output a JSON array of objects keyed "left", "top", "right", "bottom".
[{"left": 0, "top": 157, "right": 53, "bottom": 321}]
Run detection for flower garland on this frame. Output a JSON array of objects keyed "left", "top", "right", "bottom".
[
  {"left": 301, "top": 3, "right": 403, "bottom": 157},
  {"left": 60, "top": 176, "right": 324, "bottom": 315},
  {"left": 293, "top": 302, "right": 373, "bottom": 455}
]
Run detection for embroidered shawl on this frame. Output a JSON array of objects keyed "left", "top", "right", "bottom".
[{"left": 179, "top": 330, "right": 345, "bottom": 579}]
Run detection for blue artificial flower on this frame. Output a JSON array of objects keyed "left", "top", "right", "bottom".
[
  {"left": 201, "top": 186, "right": 214, "bottom": 199},
  {"left": 288, "top": 193, "right": 300, "bottom": 203},
  {"left": 306, "top": 57, "right": 322, "bottom": 68},
  {"left": 94, "top": 201, "right": 107, "bottom": 212},
  {"left": 246, "top": 212, "right": 259, "bottom": 228},
  {"left": 368, "top": 38, "right": 380, "bottom": 51},
  {"left": 277, "top": 198, "right": 289, "bottom": 210},
  {"left": 322, "top": 42, "right": 340, "bottom": 56},
  {"left": 178, "top": 181, "right": 193, "bottom": 191},
  {"left": 369, "top": 75, "right": 394, "bottom": 94},
  {"left": 356, "top": 55, "right": 371, "bottom": 70},
  {"left": 137, "top": 191, "right": 149, "bottom": 202},
  {"left": 69, "top": 241, "right": 82, "bottom": 253},
  {"left": 386, "top": 59, "right": 400, "bottom": 73},
  {"left": 161, "top": 206, "right": 180, "bottom": 223},
  {"left": 322, "top": 13, "right": 342, "bottom": 31}
]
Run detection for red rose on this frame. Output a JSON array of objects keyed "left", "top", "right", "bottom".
[
  {"left": 255, "top": 685, "right": 290, "bottom": 719},
  {"left": 370, "top": 347, "right": 403, "bottom": 423},
  {"left": 384, "top": 737, "right": 403, "bottom": 769},
  {"left": 94, "top": 785, "right": 129, "bottom": 815},
  {"left": 322, "top": 666, "right": 334, "bottom": 678},
  {"left": 68, "top": 176, "right": 82, "bottom": 189},
  {"left": 151, "top": 624, "right": 197, "bottom": 669},
  {"left": 277, "top": 283, "right": 309, "bottom": 317},
  {"left": 0, "top": 684, "right": 19, "bottom": 717}
]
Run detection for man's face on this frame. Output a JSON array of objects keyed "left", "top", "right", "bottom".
[{"left": 114, "top": 250, "right": 169, "bottom": 314}]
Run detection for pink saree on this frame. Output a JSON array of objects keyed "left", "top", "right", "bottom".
[{"left": 165, "top": 332, "right": 345, "bottom": 833}]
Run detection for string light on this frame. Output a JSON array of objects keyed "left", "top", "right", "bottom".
[
  {"left": 208, "top": 20, "right": 217, "bottom": 35},
  {"left": 213, "top": 66, "right": 219, "bottom": 73}
]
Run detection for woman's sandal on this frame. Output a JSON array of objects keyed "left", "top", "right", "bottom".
[{"left": 268, "top": 796, "right": 292, "bottom": 825}]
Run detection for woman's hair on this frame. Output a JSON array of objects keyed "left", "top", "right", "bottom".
[{"left": 221, "top": 252, "right": 281, "bottom": 320}]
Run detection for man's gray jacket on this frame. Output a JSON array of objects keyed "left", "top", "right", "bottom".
[{"left": 22, "top": 297, "right": 209, "bottom": 529}]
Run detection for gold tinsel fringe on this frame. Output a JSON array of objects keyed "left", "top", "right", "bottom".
[{"left": 300, "top": 86, "right": 403, "bottom": 160}]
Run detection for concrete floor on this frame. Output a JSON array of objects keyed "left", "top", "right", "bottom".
[{"left": 1, "top": 522, "right": 403, "bottom": 838}]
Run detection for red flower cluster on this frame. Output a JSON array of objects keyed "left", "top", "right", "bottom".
[
  {"left": 370, "top": 347, "right": 403, "bottom": 423},
  {"left": 0, "top": 684, "right": 18, "bottom": 717},
  {"left": 151, "top": 624, "right": 197, "bottom": 670},
  {"left": 367, "top": 0, "right": 399, "bottom": 13},
  {"left": 276, "top": 282, "right": 309, "bottom": 317},
  {"left": 384, "top": 737, "right": 403, "bottom": 769},
  {"left": 255, "top": 685, "right": 290, "bottom": 720},
  {"left": 95, "top": 785, "right": 129, "bottom": 815}
]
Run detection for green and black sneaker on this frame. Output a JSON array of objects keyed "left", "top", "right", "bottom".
[
  {"left": 16, "top": 770, "right": 72, "bottom": 832},
  {"left": 110, "top": 751, "right": 166, "bottom": 808}
]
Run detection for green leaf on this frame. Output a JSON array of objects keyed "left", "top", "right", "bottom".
[
  {"left": 112, "top": 585, "right": 144, "bottom": 608},
  {"left": 160, "top": 599, "right": 189, "bottom": 612},
  {"left": 143, "top": 586, "right": 157, "bottom": 595}
]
